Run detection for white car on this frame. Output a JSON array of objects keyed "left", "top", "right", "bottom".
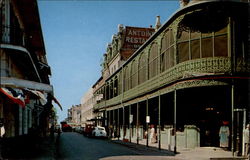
[{"left": 92, "top": 126, "right": 107, "bottom": 137}]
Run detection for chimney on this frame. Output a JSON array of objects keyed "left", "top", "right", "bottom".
[
  {"left": 155, "top": 15, "right": 161, "bottom": 31},
  {"left": 118, "top": 24, "right": 124, "bottom": 33},
  {"left": 179, "top": 0, "right": 190, "bottom": 8}
]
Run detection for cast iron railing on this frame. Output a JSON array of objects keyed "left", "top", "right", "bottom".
[{"left": 0, "top": 25, "right": 25, "bottom": 47}]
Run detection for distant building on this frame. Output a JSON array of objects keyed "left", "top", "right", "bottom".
[
  {"left": 67, "top": 105, "right": 81, "bottom": 126},
  {"left": 80, "top": 88, "right": 96, "bottom": 126},
  {"left": 67, "top": 108, "right": 73, "bottom": 123}
]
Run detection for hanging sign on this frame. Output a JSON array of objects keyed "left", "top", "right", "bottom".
[
  {"left": 129, "top": 114, "right": 133, "bottom": 124},
  {"left": 146, "top": 116, "right": 150, "bottom": 123}
]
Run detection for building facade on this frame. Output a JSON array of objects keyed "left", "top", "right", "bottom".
[
  {"left": 67, "top": 105, "right": 81, "bottom": 126},
  {"left": 80, "top": 88, "right": 97, "bottom": 126},
  {"left": 0, "top": 0, "right": 54, "bottom": 140},
  {"left": 93, "top": 0, "right": 249, "bottom": 155}
]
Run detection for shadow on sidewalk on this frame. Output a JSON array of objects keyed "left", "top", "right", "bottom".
[{"left": 2, "top": 134, "right": 56, "bottom": 159}]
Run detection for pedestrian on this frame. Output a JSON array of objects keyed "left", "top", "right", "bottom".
[
  {"left": 50, "top": 125, "right": 55, "bottom": 139},
  {"left": 243, "top": 124, "right": 249, "bottom": 157},
  {"left": 219, "top": 121, "right": 230, "bottom": 150},
  {"left": 57, "top": 127, "right": 61, "bottom": 137},
  {"left": 149, "top": 124, "right": 155, "bottom": 144},
  {"left": 0, "top": 119, "right": 5, "bottom": 160}
]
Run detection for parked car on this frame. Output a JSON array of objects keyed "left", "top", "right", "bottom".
[
  {"left": 92, "top": 126, "right": 107, "bottom": 138},
  {"left": 74, "top": 126, "right": 82, "bottom": 133},
  {"left": 83, "top": 124, "right": 95, "bottom": 137}
]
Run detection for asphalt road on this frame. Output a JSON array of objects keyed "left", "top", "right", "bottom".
[{"left": 56, "top": 132, "right": 175, "bottom": 160}]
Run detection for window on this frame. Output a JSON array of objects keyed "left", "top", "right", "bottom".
[
  {"left": 149, "top": 43, "right": 158, "bottom": 79},
  {"left": 138, "top": 52, "right": 147, "bottom": 84},
  {"left": 191, "top": 32, "right": 201, "bottom": 59},
  {"left": 131, "top": 60, "right": 138, "bottom": 88},
  {"left": 160, "top": 30, "right": 169, "bottom": 72},
  {"left": 161, "top": 29, "right": 175, "bottom": 72},
  {"left": 214, "top": 35, "right": 227, "bottom": 57},
  {"left": 202, "top": 36, "right": 213, "bottom": 58},
  {"left": 124, "top": 66, "right": 130, "bottom": 91},
  {"left": 178, "top": 42, "right": 189, "bottom": 63}
]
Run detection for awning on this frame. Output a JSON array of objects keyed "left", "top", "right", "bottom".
[
  {"left": 25, "top": 89, "right": 47, "bottom": 105},
  {"left": 51, "top": 95, "right": 63, "bottom": 111},
  {"left": 0, "top": 87, "right": 25, "bottom": 107}
]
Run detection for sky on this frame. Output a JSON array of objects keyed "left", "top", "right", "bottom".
[{"left": 37, "top": 0, "right": 180, "bottom": 122}]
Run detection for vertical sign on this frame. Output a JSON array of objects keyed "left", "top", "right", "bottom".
[
  {"left": 146, "top": 116, "right": 150, "bottom": 123},
  {"left": 129, "top": 114, "right": 133, "bottom": 124}
]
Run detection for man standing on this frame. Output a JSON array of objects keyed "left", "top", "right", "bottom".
[
  {"left": 0, "top": 118, "right": 5, "bottom": 160},
  {"left": 243, "top": 124, "right": 249, "bottom": 158},
  {"left": 219, "top": 121, "right": 230, "bottom": 150},
  {"left": 149, "top": 124, "right": 155, "bottom": 144}
]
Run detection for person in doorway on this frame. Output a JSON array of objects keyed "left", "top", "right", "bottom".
[
  {"left": 219, "top": 121, "right": 230, "bottom": 150},
  {"left": 149, "top": 124, "right": 156, "bottom": 144},
  {"left": 243, "top": 124, "right": 249, "bottom": 157},
  {"left": 0, "top": 121, "right": 5, "bottom": 160}
]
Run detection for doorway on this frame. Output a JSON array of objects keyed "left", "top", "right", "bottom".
[{"left": 177, "top": 86, "right": 231, "bottom": 147}]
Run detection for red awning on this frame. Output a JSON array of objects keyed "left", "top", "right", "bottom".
[{"left": 0, "top": 87, "right": 25, "bottom": 107}]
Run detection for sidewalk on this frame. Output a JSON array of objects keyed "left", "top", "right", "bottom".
[
  {"left": 110, "top": 138, "right": 248, "bottom": 160},
  {"left": 2, "top": 134, "right": 57, "bottom": 160}
]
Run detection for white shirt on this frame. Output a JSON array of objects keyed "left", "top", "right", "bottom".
[{"left": 0, "top": 126, "right": 5, "bottom": 137}]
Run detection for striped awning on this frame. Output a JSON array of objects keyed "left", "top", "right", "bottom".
[{"left": 0, "top": 87, "right": 25, "bottom": 107}]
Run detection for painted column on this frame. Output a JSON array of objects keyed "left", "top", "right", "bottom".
[
  {"left": 174, "top": 90, "right": 177, "bottom": 154},
  {"left": 146, "top": 98, "right": 149, "bottom": 147},
  {"left": 23, "top": 107, "right": 28, "bottom": 134},
  {"left": 117, "top": 108, "right": 120, "bottom": 140},
  {"left": 129, "top": 105, "right": 131, "bottom": 143},
  {"left": 231, "top": 84, "right": 235, "bottom": 155},
  {"left": 158, "top": 94, "right": 161, "bottom": 150},
  {"left": 122, "top": 106, "right": 126, "bottom": 139},
  {"left": 136, "top": 102, "right": 139, "bottom": 144},
  {"left": 113, "top": 109, "right": 115, "bottom": 138},
  {"left": 108, "top": 110, "right": 111, "bottom": 138},
  {"left": 19, "top": 107, "right": 23, "bottom": 135}
]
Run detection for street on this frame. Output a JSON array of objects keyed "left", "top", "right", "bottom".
[{"left": 56, "top": 132, "right": 175, "bottom": 160}]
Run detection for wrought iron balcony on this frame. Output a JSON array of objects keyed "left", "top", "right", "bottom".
[{"left": 0, "top": 25, "right": 25, "bottom": 47}]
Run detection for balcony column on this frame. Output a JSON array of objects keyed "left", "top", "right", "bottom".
[
  {"left": 113, "top": 109, "right": 115, "bottom": 138},
  {"left": 174, "top": 89, "right": 177, "bottom": 154},
  {"left": 129, "top": 104, "right": 131, "bottom": 143},
  {"left": 112, "top": 80, "right": 115, "bottom": 98},
  {"left": 158, "top": 93, "right": 161, "bottom": 150},
  {"left": 117, "top": 108, "right": 120, "bottom": 140},
  {"left": 231, "top": 84, "right": 235, "bottom": 155},
  {"left": 19, "top": 107, "right": 23, "bottom": 135},
  {"left": 108, "top": 110, "right": 111, "bottom": 138},
  {"left": 136, "top": 102, "right": 139, "bottom": 144},
  {"left": 122, "top": 106, "right": 125, "bottom": 140},
  {"left": 146, "top": 98, "right": 149, "bottom": 147}
]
